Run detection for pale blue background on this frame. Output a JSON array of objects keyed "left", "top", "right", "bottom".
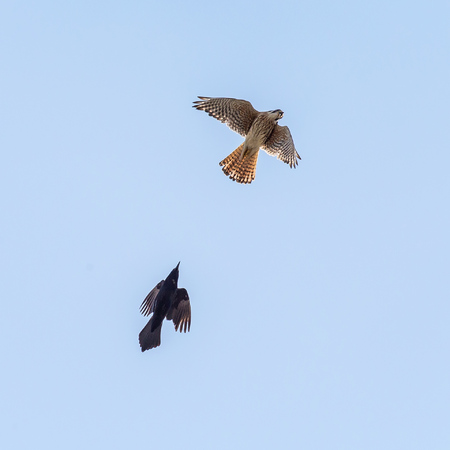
[{"left": 1, "top": 1, "right": 449, "bottom": 449}]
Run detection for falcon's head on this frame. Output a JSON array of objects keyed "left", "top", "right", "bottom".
[{"left": 269, "top": 109, "right": 284, "bottom": 121}]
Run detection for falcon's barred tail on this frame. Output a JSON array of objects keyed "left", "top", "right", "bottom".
[
  {"left": 219, "top": 144, "right": 259, "bottom": 184},
  {"left": 138, "top": 318, "right": 162, "bottom": 351}
]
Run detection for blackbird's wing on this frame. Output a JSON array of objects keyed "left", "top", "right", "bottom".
[
  {"left": 166, "top": 288, "right": 191, "bottom": 333},
  {"left": 139, "top": 280, "right": 164, "bottom": 316}
]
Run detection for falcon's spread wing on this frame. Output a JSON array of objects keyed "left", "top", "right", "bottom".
[
  {"left": 262, "top": 125, "right": 301, "bottom": 168},
  {"left": 139, "top": 280, "right": 164, "bottom": 316},
  {"left": 193, "top": 97, "right": 259, "bottom": 137},
  {"left": 166, "top": 288, "right": 191, "bottom": 333}
]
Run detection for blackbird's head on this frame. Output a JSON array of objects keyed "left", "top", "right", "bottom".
[{"left": 168, "top": 262, "right": 180, "bottom": 285}]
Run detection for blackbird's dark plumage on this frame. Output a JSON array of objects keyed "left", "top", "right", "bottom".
[{"left": 138, "top": 262, "right": 191, "bottom": 351}]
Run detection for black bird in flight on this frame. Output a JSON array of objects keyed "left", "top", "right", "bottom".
[{"left": 138, "top": 262, "right": 191, "bottom": 351}]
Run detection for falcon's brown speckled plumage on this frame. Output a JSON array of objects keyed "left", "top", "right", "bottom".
[{"left": 194, "top": 96, "right": 300, "bottom": 184}]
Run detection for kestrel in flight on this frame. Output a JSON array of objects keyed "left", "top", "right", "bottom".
[{"left": 193, "top": 96, "right": 301, "bottom": 184}]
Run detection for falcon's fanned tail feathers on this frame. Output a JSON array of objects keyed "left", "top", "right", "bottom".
[{"left": 219, "top": 143, "right": 259, "bottom": 184}]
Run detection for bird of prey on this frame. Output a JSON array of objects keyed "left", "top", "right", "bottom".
[
  {"left": 193, "top": 96, "right": 301, "bottom": 184},
  {"left": 138, "top": 262, "right": 191, "bottom": 351}
]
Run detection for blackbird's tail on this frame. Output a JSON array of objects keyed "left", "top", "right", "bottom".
[{"left": 139, "top": 317, "right": 163, "bottom": 351}]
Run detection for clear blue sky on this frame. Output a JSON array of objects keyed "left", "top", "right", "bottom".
[{"left": 1, "top": 1, "right": 449, "bottom": 449}]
